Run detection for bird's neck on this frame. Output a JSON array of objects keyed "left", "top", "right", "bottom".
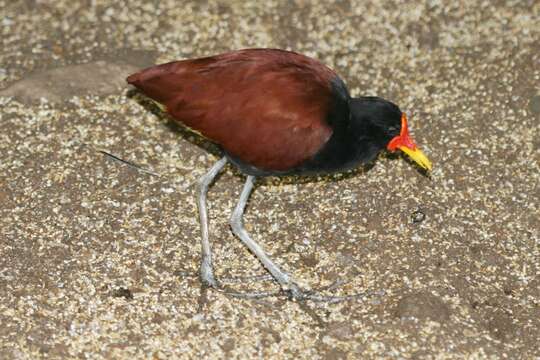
[
  {"left": 301, "top": 127, "right": 379, "bottom": 174},
  {"left": 296, "top": 105, "right": 380, "bottom": 175}
]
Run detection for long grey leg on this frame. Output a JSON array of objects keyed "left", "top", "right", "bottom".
[
  {"left": 198, "top": 166, "right": 381, "bottom": 303},
  {"left": 197, "top": 157, "right": 227, "bottom": 287},
  {"left": 230, "top": 176, "right": 303, "bottom": 299}
]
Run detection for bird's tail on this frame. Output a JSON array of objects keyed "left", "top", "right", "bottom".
[{"left": 126, "top": 62, "right": 180, "bottom": 104}]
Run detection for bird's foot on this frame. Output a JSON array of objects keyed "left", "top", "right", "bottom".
[
  {"left": 219, "top": 274, "right": 274, "bottom": 284},
  {"left": 199, "top": 268, "right": 383, "bottom": 303}
]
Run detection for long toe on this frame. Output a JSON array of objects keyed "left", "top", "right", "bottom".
[
  {"left": 219, "top": 274, "right": 274, "bottom": 284},
  {"left": 199, "top": 272, "right": 281, "bottom": 299}
]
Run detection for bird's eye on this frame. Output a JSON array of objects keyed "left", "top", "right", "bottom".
[{"left": 388, "top": 126, "right": 398, "bottom": 134}]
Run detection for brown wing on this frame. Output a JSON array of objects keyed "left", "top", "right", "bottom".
[{"left": 127, "top": 49, "right": 337, "bottom": 171}]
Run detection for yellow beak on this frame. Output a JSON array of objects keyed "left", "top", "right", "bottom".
[{"left": 399, "top": 146, "right": 433, "bottom": 171}]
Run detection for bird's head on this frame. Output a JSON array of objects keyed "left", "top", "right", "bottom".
[{"left": 350, "top": 97, "right": 432, "bottom": 171}]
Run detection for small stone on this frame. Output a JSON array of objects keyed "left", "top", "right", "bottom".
[
  {"left": 411, "top": 209, "right": 426, "bottom": 224},
  {"left": 111, "top": 287, "right": 134, "bottom": 300}
]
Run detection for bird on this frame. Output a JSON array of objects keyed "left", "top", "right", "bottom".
[{"left": 126, "top": 48, "right": 432, "bottom": 301}]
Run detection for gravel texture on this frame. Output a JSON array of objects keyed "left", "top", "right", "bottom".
[{"left": 1, "top": 0, "right": 539, "bottom": 358}]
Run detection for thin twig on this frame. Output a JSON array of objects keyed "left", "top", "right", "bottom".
[{"left": 97, "top": 149, "right": 161, "bottom": 176}]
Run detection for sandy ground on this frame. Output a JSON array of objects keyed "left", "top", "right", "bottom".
[{"left": 1, "top": 0, "right": 539, "bottom": 358}]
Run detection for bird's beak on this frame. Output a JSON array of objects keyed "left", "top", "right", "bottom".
[
  {"left": 387, "top": 113, "right": 432, "bottom": 171},
  {"left": 398, "top": 145, "right": 432, "bottom": 171}
]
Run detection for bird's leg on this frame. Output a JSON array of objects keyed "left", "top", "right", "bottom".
[
  {"left": 230, "top": 176, "right": 305, "bottom": 300},
  {"left": 197, "top": 157, "right": 228, "bottom": 288},
  {"left": 198, "top": 166, "right": 381, "bottom": 303}
]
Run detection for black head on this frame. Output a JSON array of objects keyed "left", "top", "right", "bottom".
[
  {"left": 349, "top": 96, "right": 402, "bottom": 151},
  {"left": 294, "top": 95, "right": 431, "bottom": 175},
  {"left": 295, "top": 96, "right": 403, "bottom": 174},
  {"left": 350, "top": 96, "right": 432, "bottom": 171}
]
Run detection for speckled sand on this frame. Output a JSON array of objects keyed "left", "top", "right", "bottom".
[{"left": 1, "top": 1, "right": 539, "bottom": 358}]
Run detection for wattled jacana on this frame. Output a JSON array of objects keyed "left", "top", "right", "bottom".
[{"left": 127, "top": 49, "right": 432, "bottom": 301}]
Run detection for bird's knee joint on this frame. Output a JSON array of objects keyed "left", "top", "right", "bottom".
[
  {"left": 198, "top": 179, "right": 209, "bottom": 194},
  {"left": 230, "top": 217, "right": 243, "bottom": 233}
]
